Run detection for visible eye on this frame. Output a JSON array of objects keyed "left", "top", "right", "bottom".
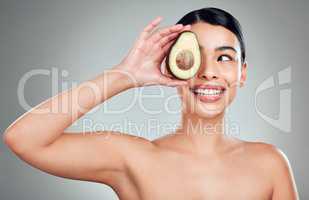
[{"left": 218, "top": 55, "right": 233, "bottom": 62}]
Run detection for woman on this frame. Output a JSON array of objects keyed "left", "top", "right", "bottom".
[{"left": 3, "top": 7, "right": 298, "bottom": 200}]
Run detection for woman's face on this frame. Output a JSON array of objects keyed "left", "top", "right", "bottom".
[{"left": 178, "top": 22, "right": 247, "bottom": 118}]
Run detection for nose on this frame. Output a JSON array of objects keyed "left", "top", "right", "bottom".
[{"left": 197, "top": 61, "right": 219, "bottom": 81}]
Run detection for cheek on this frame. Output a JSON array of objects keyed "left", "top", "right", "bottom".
[
  {"left": 220, "top": 64, "right": 240, "bottom": 88},
  {"left": 220, "top": 65, "right": 240, "bottom": 105},
  {"left": 178, "top": 87, "right": 194, "bottom": 108},
  {"left": 226, "top": 85, "right": 237, "bottom": 105},
  {"left": 223, "top": 74, "right": 239, "bottom": 106}
]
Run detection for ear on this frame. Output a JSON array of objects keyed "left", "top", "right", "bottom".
[{"left": 239, "top": 61, "right": 247, "bottom": 88}]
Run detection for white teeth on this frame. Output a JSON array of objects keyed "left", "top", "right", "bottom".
[{"left": 193, "top": 88, "right": 224, "bottom": 96}]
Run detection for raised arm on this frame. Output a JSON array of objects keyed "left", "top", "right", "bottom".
[{"left": 3, "top": 17, "right": 190, "bottom": 185}]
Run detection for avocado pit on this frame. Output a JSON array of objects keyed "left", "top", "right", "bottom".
[{"left": 176, "top": 49, "right": 194, "bottom": 70}]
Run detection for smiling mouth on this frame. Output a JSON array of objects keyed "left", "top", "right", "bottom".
[{"left": 190, "top": 85, "right": 226, "bottom": 103}]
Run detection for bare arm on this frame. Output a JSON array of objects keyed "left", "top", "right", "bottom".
[
  {"left": 3, "top": 17, "right": 190, "bottom": 184},
  {"left": 271, "top": 147, "right": 299, "bottom": 200},
  {"left": 3, "top": 70, "right": 145, "bottom": 184}
]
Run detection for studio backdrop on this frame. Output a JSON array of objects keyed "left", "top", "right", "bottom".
[{"left": 0, "top": 0, "right": 308, "bottom": 199}]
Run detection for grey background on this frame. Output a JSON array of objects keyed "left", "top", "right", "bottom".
[{"left": 0, "top": 0, "right": 308, "bottom": 199}]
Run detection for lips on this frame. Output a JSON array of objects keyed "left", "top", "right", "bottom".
[{"left": 190, "top": 84, "right": 226, "bottom": 103}]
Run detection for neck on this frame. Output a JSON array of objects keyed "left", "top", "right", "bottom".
[{"left": 174, "top": 111, "right": 227, "bottom": 155}]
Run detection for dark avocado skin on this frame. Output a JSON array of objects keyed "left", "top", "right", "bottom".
[
  {"left": 165, "top": 30, "right": 201, "bottom": 80},
  {"left": 165, "top": 51, "right": 177, "bottom": 78}
]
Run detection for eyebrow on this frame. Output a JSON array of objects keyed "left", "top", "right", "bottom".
[{"left": 199, "top": 45, "right": 238, "bottom": 53}]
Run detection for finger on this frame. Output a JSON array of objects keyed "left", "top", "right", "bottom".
[
  {"left": 155, "top": 25, "right": 192, "bottom": 59},
  {"left": 150, "top": 24, "right": 184, "bottom": 43},
  {"left": 182, "top": 24, "right": 192, "bottom": 31},
  {"left": 156, "top": 24, "right": 192, "bottom": 50},
  {"left": 161, "top": 63, "right": 174, "bottom": 79},
  {"left": 166, "top": 81, "right": 188, "bottom": 87},
  {"left": 154, "top": 37, "right": 177, "bottom": 62},
  {"left": 160, "top": 61, "right": 171, "bottom": 76},
  {"left": 151, "top": 24, "right": 192, "bottom": 44},
  {"left": 159, "top": 60, "right": 174, "bottom": 79},
  {"left": 158, "top": 76, "right": 188, "bottom": 87},
  {"left": 156, "top": 39, "right": 178, "bottom": 79},
  {"left": 139, "top": 16, "right": 163, "bottom": 40},
  {"left": 158, "top": 32, "right": 179, "bottom": 48}
]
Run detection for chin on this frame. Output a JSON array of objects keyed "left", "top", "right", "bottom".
[{"left": 194, "top": 104, "right": 226, "bottom": 119}]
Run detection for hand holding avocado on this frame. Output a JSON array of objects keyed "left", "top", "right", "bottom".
[{"left": 114, "top": 17, "right": 191, "bottom": 87}]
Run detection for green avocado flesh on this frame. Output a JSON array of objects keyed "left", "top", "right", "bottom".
[{"left": 167, "top": 31, "right": 201, "bottom": 80}]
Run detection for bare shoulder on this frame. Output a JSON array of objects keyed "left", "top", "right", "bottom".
[
  {"left": 239, "top": 141, "right": 290, "bottom": 170},
  {"left": 241, "top": 140, "right": 298, "bottom": 199},
  {"left": 242, "top": 141, "right": 290, "bottom": 166}
]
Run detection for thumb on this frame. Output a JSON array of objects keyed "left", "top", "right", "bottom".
[{"left": 158, "top": 76, "right": 188, "bottom": 87}]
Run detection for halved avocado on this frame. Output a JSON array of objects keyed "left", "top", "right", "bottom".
[{"left": 166, "top": 31, "right": 201, "bottom": 80}]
